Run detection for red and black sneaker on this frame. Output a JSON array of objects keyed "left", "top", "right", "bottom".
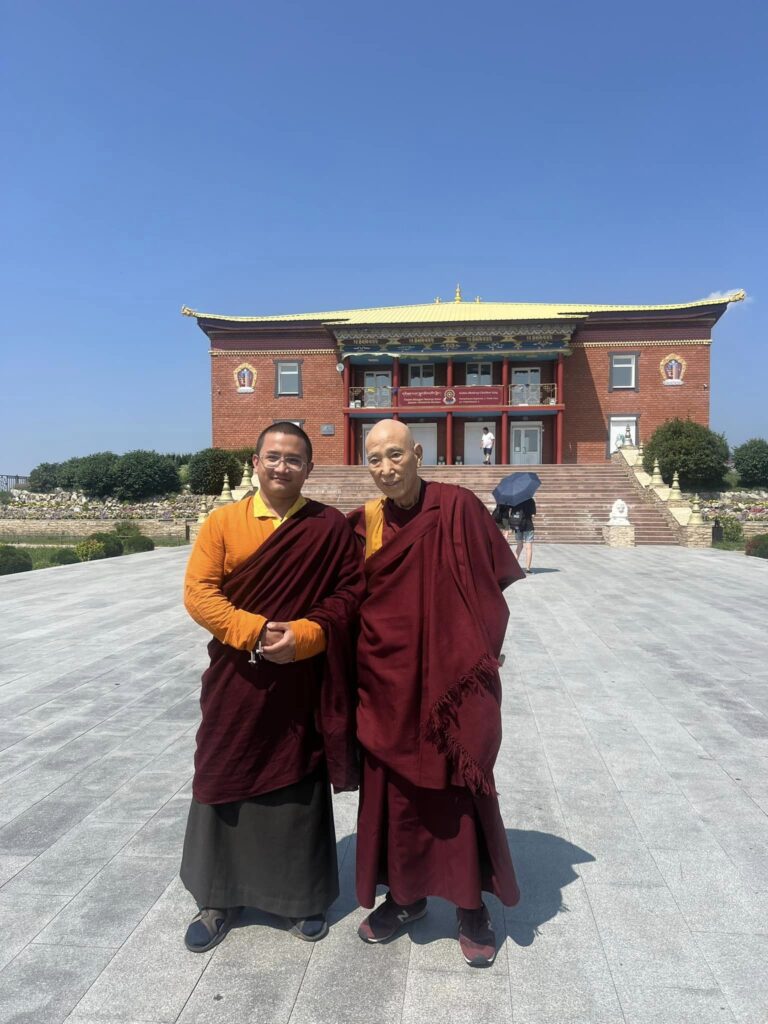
[
  {"left": 358, "top": 893, "right": 428, "bottom": 943},
  {"left": 457, "top": 904, "right": 497, "bottom": 967}
]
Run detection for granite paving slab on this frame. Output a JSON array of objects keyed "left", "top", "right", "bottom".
[{"left": 0, "top": 544, "right": 766, "bottom": 1023}]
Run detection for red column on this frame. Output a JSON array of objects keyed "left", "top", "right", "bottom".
[
  {"left": 501, "top": 412, "right": 509, "bottom": 464},
  {"left": 342, "top": 362, "right": 351, "bottom": 465},
  {"left": 350, "top": 419, "right": 356, "bottom": 465},
  {"left": 446, "top": 412, "right": 453, "bottom": 464},
  {"left": 392, "top": 357, "right": 399, "bottom": 419},
  {"left": 447, "top": 357, "right": 454, "bottom": 387},
  {"left": 555, "top": 353, "right": 564, "bottom": 464}
]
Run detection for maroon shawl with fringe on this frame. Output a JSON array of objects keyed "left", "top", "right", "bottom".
[
  {"left": 352, "top": 482, "right": 523, "bottom": 796},
  {"left": 193, "top": 501, "right": 364, "bottom": 805}
]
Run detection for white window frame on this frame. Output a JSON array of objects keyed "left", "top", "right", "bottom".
[
  {"left": 610, "top": 353, "right": 637, "bottom": 390},
  {"left": 276, "top": 361, "right": 301, "bottom": 396},
  {"left": 466, "top": 361, "right": 493, "bottom": 386},
  {"left": 408, "top": 363, "right": 435, "bottom": 386},
  {"left": 608, "top": 415, "right": 638, "bottom": 455}
]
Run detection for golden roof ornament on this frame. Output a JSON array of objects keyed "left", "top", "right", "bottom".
[{"left": 454, "top": 284, "right": 462, "bottom": 303}]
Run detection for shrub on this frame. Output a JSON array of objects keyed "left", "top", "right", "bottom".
[
  {"left": 51, "top": 547, "right": 79, "bottom": 565},
  {"left": 188, "top": 448, "right": 243, "bottom": 495},
  {"left": 75, "top": 452, "right": 121, "bottom": 498},
  {"left": 123, "top": 534, "right": 155, "bottom": 553},
  {"left": 178, "top": 464, "right": 190, "bottom": 486},
  {"left": 643, "top": 419, "right": 729, "bottom": 490},
  {"left": 0, "top": 545, "right": 33, "bottom": 575},
  {"left": 112, "top": 450, "right": 180, "bottom": 501},
  {"left": 87, "top": 532, "right": 123, "bottom": 557},
  {"left": 720, "top": 517, "right": 744, "bottom": 544},
  {"left": 75, "top": 539, "right": 107, "bottom": 561},
  {"left": 57, "top": 457, "right": 86, "bottom": 490},
  {"left": 0, "top": 491, "right": 12, "bottom": 505},
  {"left": 733, "top": 439, "right": 768, "bottom": 489},
  {"left": 28, "top": 462, "right": 61, "bottom": 492},
  {"left": 745, "top": 534, "right": 768, "bottom": 559},
  {"left": 113, "top": 520, "right": 143, "bottom": 538}
]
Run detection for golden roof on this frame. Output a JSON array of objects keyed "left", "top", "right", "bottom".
[{"left": 181, "top": 290, "right": 745, "bottom": 326}]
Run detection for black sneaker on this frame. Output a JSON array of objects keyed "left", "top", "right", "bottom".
[
  {"left": 288, "top": 913, "right": 329, "bottom": 942},
  {"left": 358, "top": 893, "right": 427, "bottom": 943},
  {"left": 457, "top": 904, "right": 496, "bottom": 967},
  {"left": 184, "top": 906, "right": 241, "bottom": 952}
]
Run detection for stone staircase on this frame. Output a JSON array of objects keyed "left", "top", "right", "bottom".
[{"left": 301, "top": 464, "right": 680, "bottom": 545}]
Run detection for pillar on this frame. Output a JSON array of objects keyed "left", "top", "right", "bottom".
[
  {"left": 556, "top": 353, "right": 564, "bottom": 405},
  {"left": 556, "top": 410, "right": 563, "bottom": 464},
  {"left": 446, "top": 357, "right": 454, "bottom": 388},
  {"left": 342, "top": 362, "right": 351, "bottom": 465},
  {"left": 501, "top": 412, "right": 509, "bottom": 464},
  {"left": 446, "top": 413, "right": 454, "bottom": 464},
  {"left": 350, "top": 420, "right": 356, "bottom": 465},
  {"left": 392, "top": 357, "right": 399, "bottom": 419}
]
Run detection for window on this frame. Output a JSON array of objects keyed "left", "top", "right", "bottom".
[
  {"left": 275, "top": 361, "right": 302, "bottom": 396},
  {"left": 608, "top": 416, "right": 638, "bottom": 455},
  {"left": 466, "top": 362, "right": 493, "bottom": 386},
  {"left": 408, "top": 363, "right": 435, "bottom": 386},
  {"left": 610, "top": 353, "right": 638, "bottom": 390}
]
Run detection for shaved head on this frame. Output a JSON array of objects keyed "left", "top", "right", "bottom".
[
  {"left": 366, "top": 419, "right": 415, "bottom": 453},
  {"left": 365, "top": 419, "right": 423, "bottom": 509}
]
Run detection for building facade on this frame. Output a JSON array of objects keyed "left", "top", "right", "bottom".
[{"left": 183, "top": 288, "right": 743, "bottom": 466}]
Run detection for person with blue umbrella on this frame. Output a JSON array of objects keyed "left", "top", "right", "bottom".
[{"left": 492, "top": 472, "right": 540, "bottom": 573}]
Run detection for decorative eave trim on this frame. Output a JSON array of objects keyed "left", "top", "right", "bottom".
[
  {"left": 572, "top": 339, "right": 711, "bottom": 348},
  {"left": 209, "top": 348, "right": 336, "bottom": 357}
]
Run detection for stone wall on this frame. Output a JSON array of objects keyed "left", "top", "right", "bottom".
[{"left": 0, "top": 519, "right": 191, "bottom": 542}]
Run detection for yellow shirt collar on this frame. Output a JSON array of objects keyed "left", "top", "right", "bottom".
[{"left": 251, "top": 490, "right": 307, "bottom": 526}]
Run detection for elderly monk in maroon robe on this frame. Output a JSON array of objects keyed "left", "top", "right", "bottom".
[
  {"left": 348, "top": 419, "right": 524, "bottom": 967},
  {"left": 181, "top": 422, "right": 363, "bottom": 952}
]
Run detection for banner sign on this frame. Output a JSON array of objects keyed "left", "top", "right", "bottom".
[{"left": 398, "top": 386, "right": 505, "bottom": 407}]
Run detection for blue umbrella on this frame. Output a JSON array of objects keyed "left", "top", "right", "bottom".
[{"left": 492, "top": 472, "right": 541, "bottom": 506}]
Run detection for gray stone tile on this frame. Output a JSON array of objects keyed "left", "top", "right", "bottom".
[
  {"left": 615, "top": 981, "right": 736, "bottom": 1023},
  {"left": 401, "top": 968, "right": 513, "bottom": 1024},
  {"left": 0, "top": 891, "right": 70, "bottom": 970},
  {"left": 33, "top": 890, "right": 160, "bottom": 950},
  {"left": 0, "top": 943, "right": 113, "bottom": 1024},
  {"left": 695, "top": 931, "right": 768, "bottom": 1024},
  {"left": 0, "top": 853, "right": 33, "bottom": 886}
]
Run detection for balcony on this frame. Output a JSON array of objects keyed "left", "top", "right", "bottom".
[
  {"left": 509, "top": 382, "right": 558, "bottom": 406},
  {"left": 347, "top": 382, "right": 558, "bottom": 409}
]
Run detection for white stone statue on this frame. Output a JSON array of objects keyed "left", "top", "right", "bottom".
[{"left": 608, "top": 498, "right": 630, "bottom": 525}]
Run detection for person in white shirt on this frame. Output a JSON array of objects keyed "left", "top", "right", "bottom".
[{"left": 481, "top": 427, "right": 495, "bottom": 465}]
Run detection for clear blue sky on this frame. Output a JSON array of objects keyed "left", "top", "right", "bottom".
[{"left": 1, "top": 0, "right": 765, "bottom": 473}]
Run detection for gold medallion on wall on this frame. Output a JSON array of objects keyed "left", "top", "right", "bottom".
[
  {"left": 233, "top": 363, "right": 257, "bottom": 393},
  {"left": 660, "top": 353, "right": 686, "bottom": 386}
]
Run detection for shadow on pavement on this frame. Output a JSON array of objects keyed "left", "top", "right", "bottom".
[{"left": 505, "top": 829, "right": 595, "bottom": 946}]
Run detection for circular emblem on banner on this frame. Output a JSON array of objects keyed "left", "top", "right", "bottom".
[{"left": 442, "top": 388, "right": 457, "bottom": 406}]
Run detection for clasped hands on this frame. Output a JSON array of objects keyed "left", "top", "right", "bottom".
[{"left": 257, "top": 621, "right": 296, "bottom": 664}]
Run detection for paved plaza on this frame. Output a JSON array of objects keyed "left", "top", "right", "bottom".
[{"left": 0, "top": 544, "right": 767, "bottom": 1024}]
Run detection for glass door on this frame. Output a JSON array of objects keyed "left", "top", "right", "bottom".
[
  {"left": 363, "top": 370, "right": 392, "bottom": 407},
  {"left": 511, "top": 424, "right": 542, "bottom": 465},
  {"left": 511, "top": 368, "right": 541, "bottom": 405}
]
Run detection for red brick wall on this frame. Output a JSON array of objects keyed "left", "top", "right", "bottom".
[
  {"left": 211, "top": 351, "right": 345, "bottom": 463},
  {"left": 563, "top": 344, "right": 711, "bottom": 463}
]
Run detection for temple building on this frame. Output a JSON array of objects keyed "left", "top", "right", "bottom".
[{"left": 183, "top": 287, "right": 744, "bottom": 466}]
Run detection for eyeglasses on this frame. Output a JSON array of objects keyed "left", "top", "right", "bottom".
[{"left": 260, "top": 453, "right": 307, "bottom": 471}]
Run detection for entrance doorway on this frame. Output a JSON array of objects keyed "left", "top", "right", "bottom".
[
  {"left": 361, "top": 422, "right": 438, "bottom": 465},
  {"left": 464, "top": 422, "right": 496, "bottom": 465},
  {"left": 511, "top": 367, "right": 541, "bottom": 405},
  {"left": 362, "top": 370, "right": 391, "bottom": 408},
  {"left": 510, "top": 423, "right": 542, "bottom": 465}
]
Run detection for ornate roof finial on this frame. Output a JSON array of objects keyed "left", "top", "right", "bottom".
[
  {"left": 434, "top": 296, "right": 442, "bottom": 304},
  {"left": 475, "top": 296, "right": 482, "bottom": 303},
  {"left": 454, "top": 283, "right": 462, "bottom": 303}
]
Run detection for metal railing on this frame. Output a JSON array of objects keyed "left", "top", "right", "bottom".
[
  {"left": 348, "top": 386, "right": 393, "bottom": 408},
  {"left": 0, "top": 474, "right": 30, "bottom": 491},
  {"left": 508, "top": 382, "right": 558, "bottom": 406}
]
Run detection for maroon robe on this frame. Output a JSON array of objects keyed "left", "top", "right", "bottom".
[
  {"left": 193, "top": 501, "right": 364, "bottom": 805},
  {"left": 349, "top": 481, "right": 523, "bottom": 908}
]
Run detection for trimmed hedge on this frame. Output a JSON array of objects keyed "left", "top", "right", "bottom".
[
  {"left": 745, "top": 534, "right": 768, "bottom": 559},
  {"left": 642, "top": 418, "right": 729, "bottom": 490},
  {"left": 122, "top": 535, "right": 155, "bottom": 553},
  {"left": 87, "top": 532, "right": 124, "bottom": 557},
  {"left": 75, "top": 539, "right": 107, "bottom": 561},
  {"left": 0, "top": 545, "right": 33, "bottom": 575},
  {"left": 733, "top": 439, "right": 768, "bottom": 489},
  {"left": 52, "top": 547, "right": 79, "bottom": 565}
]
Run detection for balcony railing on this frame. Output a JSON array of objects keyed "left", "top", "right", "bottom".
[
  {"left": 509, "top": 382, "right": 558, "bottom": 406},
  {"left": 348, "top": 386, "right": 393, "bottom": 408},
  {"left": 346, "top": 382, "right": 559, "bottom": 408}
]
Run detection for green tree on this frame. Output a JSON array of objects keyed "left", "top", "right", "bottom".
[
  {"left": 75, "top": 452, "right": 121, "bottom": 498},
  {"left": 28, "top": 462, "right": 61, "bottom": 492},
  {"left": 188, "top": 448, "right": 244, "bottom": 495},
  {"left": 112, "top": 451, "right": 181, "bottom": 501},
  {"left": 75, "top": 539, "right": 107, "bottom": 561},
  {"left": 0, "top": 545, "right": 33, "bottom": 575},
  {"left": 57, "top": 457, "right": 86, "bottom": 490},
  {"left": 642, "top": 418, "right": 729, "bottom": 490},
  {"left": 733, "top": 439, "right": 768, "bottom": 488}
]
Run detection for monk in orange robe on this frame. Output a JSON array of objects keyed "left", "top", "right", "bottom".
[
  {"left": 349, "top": 420, "right": 523, "bottom": 967},
  {"left": 181, "top": 423, "right": 363, "bottom": 952}
]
